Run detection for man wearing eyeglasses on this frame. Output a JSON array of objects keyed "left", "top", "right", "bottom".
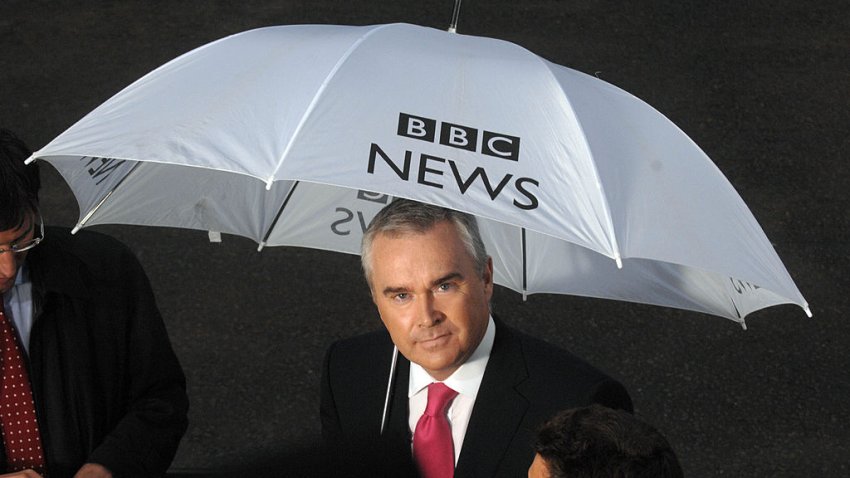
[{"left": 0, "top": 129, "right": 188, "bottom": 478}]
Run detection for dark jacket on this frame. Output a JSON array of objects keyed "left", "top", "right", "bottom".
[
  {"left": 321, "top": 317, "right": 632, "bottom": 477},
  {"left": 20, "top": 227, "right": 188, "bottom": 478}
]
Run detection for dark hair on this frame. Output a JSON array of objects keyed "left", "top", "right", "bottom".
[
  {"left": 533, "top": 405, "right": 684, "bottom": 478},
  {"left": 0, "top": 129, "right": 40, "bottom": 230},
  {"left": 360, "top": 198, "right": 488, "bottom": 286}
]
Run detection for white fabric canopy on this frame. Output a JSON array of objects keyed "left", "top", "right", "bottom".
[{"left": 29, "top": 23, "right": 809, "bottom": 324}]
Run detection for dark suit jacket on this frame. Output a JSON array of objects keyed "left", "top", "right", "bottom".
[
  {"left": 321, "top": 318, "right": 632, "bottom": 477},
  {"left": 17, "top": 227, "right": 189, "bottom": 478}
]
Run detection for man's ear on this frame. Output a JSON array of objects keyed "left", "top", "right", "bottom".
[{"left": 483, "top": 256, "right": 494, "bottom": 291}]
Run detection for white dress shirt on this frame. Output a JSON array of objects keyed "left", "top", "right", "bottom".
[
  {"left": 2, "top": 265, "right": 34, "bottom": 353},
  {"left": 408, "top": 315, "right": 496, "bottom": 464}
]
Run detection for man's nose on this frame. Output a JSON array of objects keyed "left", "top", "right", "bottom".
[{"left": 417, "top": 293, "right": 445, "bottom": 327}]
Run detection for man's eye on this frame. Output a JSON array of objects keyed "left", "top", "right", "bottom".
[
  {"left": 393, "top": 293, "right": 410, "bottom": 302},
  {"left": 437, "top": 283, "right": 454, "bottom": 292}
]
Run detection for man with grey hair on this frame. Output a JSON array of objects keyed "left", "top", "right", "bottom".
[{"left": 320, "top": 199, "right": 632, "bottom": 478}]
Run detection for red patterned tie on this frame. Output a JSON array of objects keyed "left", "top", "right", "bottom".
[
  {"left": 0, "top": 294, "right": 46, "bottom": 474},
  {"left": 413, "top": 382, "right": 458, "bottom": 478}
]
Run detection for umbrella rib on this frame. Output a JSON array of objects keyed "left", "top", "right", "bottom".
[
  {"left": 257, "top": 180, "right": 300, "bottom": 251},
  {"left": 729, "top": 298, "right": 748, "bottom": 330},
  {"left": 264, "top": 24, "right": 395, "bottom": 190},
  {"left": 72, "top": 159, "right": 142, "bottom": 234},
  {"left": 535, "top": 57, "right": 623, "bottom": 268},
  {"left": 447, "top": 0, "right": 463, "bottom": 33},
  {"left": 521, "top": 227, "right": 528, "bottom": 301}
]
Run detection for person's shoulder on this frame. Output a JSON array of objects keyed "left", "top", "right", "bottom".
[
  {"left": 39, "top": 226, "right": 141, "bottom": 276},
  {"left": 498, "top": 320, "right": 633, "bottom": 412},
  {"left": 327, "top": 328, "right": 393, "bottom": 356},
  {"left": 520, "top": 328, "right": 609, "bottom": 377},
  {"left": 498, "top": 321, "right": 588, "bottom": 366},
  {"left": 44, "top": 226, "right": 134, "bottom": 256},
  {"left": 323, "top": 329, "right": 396, "bottom": 380}
]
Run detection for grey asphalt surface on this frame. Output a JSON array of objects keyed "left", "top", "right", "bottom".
[{"left": 1, "top": 1, "right": 848, "bottom": 476}]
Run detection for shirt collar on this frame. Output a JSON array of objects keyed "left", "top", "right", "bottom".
[
  {"left": 409, "top": 315, "right": 495, "bottom": 400},
  {"left": 4, "top": 264, "right": 28, "bottom": 305},
  {"left": 4, "top": 264, "right": 31, "bottom": 321},
  {"left": 15, "top": 264, "right": 29, "bottom": 285}
]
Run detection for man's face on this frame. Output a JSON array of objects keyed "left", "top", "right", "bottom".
[
  {"left": 0, "top": 215, "right": 36, "bottom": 294},
  {"left": 369, "top": 220, "right": 493, "bottom": 381},
  {"left": 527, "top": 453, "right": 551, "bottom": 478}
]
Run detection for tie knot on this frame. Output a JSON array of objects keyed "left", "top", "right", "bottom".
[{"left": 425, "top": 382, "right": 458, "bottom": 416}]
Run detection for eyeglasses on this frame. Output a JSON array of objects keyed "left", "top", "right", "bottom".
[{"left": 0, "top": 217, "right": 45, "bottom": 254}]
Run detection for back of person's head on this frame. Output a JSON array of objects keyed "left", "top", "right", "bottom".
[
  {"left": 360, "top": 198, "right": 488, "bottom": 284},
  {"left": 533, "top": 404, "right": 683, "bottom": 478},
  {"left": 0, "top": 129, "right": 40, "bottom": 230}
]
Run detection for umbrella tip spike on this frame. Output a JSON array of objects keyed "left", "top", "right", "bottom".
[
  {"left": 265, "top": 177, "right": 274, "bottom": 191},
  {"left": 71, "top": 224, "right": 82, "bottom": 235},
  {"left": 615, "top": 256, "right": 623, "bottom": 269},
  {"left": 257, "top": 242, "right": 266, "bottom": 252},
  {"left": 740, "top": 320, "right": 747, "bottom": 331},
  {"left": 24, "top": 154, "right": 37, "bottom": 165},
  {"left": 804, "top": 305, "right": 813, "bottom": 318}
]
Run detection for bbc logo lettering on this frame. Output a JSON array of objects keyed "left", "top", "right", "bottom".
[
  {"left": 398, "top": 114, "right": 436, "bottom": 142},
  {"left": 397, "top": 113, "right": 520, "bottom": 161},
  {"left": 440, "top": 122, "right": 477, "bottom": 152}
]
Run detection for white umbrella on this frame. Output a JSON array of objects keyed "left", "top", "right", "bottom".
[{"left": 26, "top": 23, "right": 810, "bottom": 326}]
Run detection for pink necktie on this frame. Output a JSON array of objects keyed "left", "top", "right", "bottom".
[
  {"left": 413, "top": 382, "right": 458, "bottom": 478},
  {"left": 0, "top": 295, "right": 46, "bottom": 474}
]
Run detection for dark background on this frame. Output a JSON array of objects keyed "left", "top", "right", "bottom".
[{"left": 1, "top": 1, "right": 847, "bottom": 476}]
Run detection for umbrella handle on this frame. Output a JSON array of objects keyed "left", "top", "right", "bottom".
[{"left": 380, "top": 346, "right": 399, "bottom": 435}]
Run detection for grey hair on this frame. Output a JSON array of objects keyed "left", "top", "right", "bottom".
[{"left": 361, "top": 199, "right": 489, "bottom": 287}]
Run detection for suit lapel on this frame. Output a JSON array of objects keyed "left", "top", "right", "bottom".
[{"left": 454, "top": 322, "right": 529, "bottom": 478}]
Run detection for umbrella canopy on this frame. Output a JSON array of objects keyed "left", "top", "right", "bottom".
[{"left": 27, "top": 23, "right": 809, "bottom": 325}]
